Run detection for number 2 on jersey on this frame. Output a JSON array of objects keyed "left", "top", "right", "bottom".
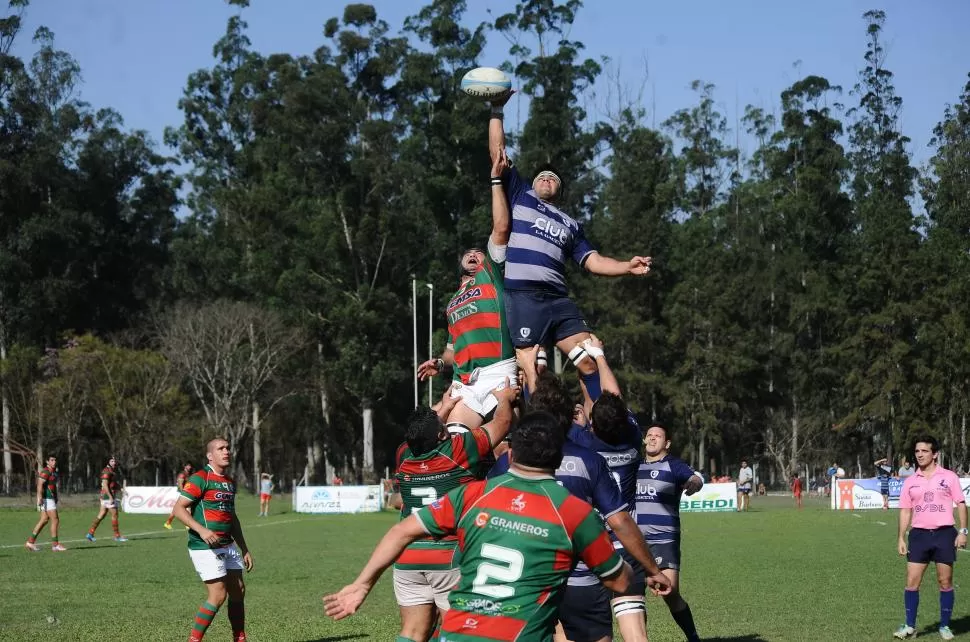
[
  {"left": 412, "top": 487, "right": 438, "bottom": 505},
  {"left": 472, "top": 543, "right": 524, "bottom": 599}
]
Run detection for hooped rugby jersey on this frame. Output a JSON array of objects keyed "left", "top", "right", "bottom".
[
  {"left": 447, "top": 253, "right": 514, "bottom": 383},
  {"left": 502, "top": 167, "right": 597, "bottom": 295},
  {"left": 39, "top": 466, "right": 58, "bottom": 501},
  {"left": 417, "top": 471, "right": 623, "bottom": 641},
  {"left": 395, "top": 428, "right": 494, "bottom": 571},
  {"left": 179, "top": 465, "right": 237, "bottom": 550},
  {"left": 99, "top": 465, "right": 120, "bottom": 500},
  {"left": 636, "top": 456, "right": 699, "bottom": 543}
]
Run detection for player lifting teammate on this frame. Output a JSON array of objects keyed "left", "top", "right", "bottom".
[
  {"left": 638, "top": 423, "right": 704, "bottom": 642},
  {"left": 325, "top": 411, "right": 644, "bottom": 641},
  {"left": 25, "top": 455, "right": 66, "bottom": 552},
  {"left": 393, "top": 382, "right": 517, "bottom": 642},
  {"left": 172, "top": 438, "right": 253, "bottom": 642},
  {"left": 418, "top": 152, "right": 515, "bottom": 433},
  {"left": 165, "top": 463, "right": 194, "bottom": 529},
  {"left": 486, "top": 92, "right": 651, "bottom": 409},
  {"left": 86, "top": 456, "right": 128, "bottom": 543}
]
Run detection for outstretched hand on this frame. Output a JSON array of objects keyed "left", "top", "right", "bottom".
[
  {"left": 490, "top": 88, "right": 516, "bottom": 108},
  {"left": 322, "top": 583, "right": 370, "bottom": 620},
  {"left": 628, "top": 256, "right": 652, "bottom": 276},
  {"left": 417, "top": 359, "right": 440, "bottom": 381},
  {"left": 491, "top": 149, "right": 509, "bottom": 178}
]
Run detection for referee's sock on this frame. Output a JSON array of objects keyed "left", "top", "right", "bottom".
[
  {"left": 671, "top": 602, "right": 700, "bottom": 641},
  {"left": 905, "top": 589, "right": 919, "bottom": 628},
  {"left": 940, "top": 587, "right": 954, "bottom": 628}
]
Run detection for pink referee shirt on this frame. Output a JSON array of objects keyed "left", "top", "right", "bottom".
[{"left": 899, "top": 466, "right": 965, "bottom": 529}]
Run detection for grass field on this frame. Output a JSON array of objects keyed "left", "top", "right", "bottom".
[{"left": 1, "top": 493, "right": 968, "bottom": 641}]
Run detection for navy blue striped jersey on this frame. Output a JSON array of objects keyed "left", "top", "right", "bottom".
[
  {"left": 568, "top": 416, "right": 643, "bottom": 515},
  {"left": 636, "top": 455, "right": 700, "bottom": 543},
  {"left": 488, "top": 439, "right": 628, "bottom": 586},
  {"left": 502, "top": 167, "right": 597, "bottom": 295}
]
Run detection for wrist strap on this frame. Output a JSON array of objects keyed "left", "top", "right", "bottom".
[{"left": 490, "top": 105, "right": 504, "bottom": 116}]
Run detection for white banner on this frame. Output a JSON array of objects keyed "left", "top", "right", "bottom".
[
  {"left": 831, "top": 477, "right": 970, "bottom": 510},
  {"left": 680, "top": 482, "right": 737, "bottom": 512},
  {"left": 294, "top": 485, "right": 383, "bottom": 514},
  {"left": 122, "top": 486, "right": 181, "bottom": 514}
]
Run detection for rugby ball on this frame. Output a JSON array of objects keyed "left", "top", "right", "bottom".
[{"left": 460, "top": 67, "right": 512, "bottom": 99}]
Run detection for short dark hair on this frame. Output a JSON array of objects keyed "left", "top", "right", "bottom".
[
  {"left": 510, "top": 411, "right": 564, "bottom": 470},
  {"left": 913, "top": 435, "right": 940, "bottom": 454},
  {"left": 590, "top": 392, "right": 631, "bottom": 446},
  {"left": 528, "top": 372, "right": 574, "bottom": 434},
  {"left": 644, "top": 422, "right": 669, "bottom": 440},
  {"left": 406, "top": 406, "right": 443, "bottom": 456}
]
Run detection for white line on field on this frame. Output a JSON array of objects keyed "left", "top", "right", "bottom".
[
  {"left": 852, "top": 514, "right": 862, "bottom": 518},
  {"left": 0, "top": 516, "right": 312, "bottom": 550},
  {"left": 876, "top": 521, "right": 887, "bottom": 526}
]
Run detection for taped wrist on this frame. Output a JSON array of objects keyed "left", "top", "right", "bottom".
[{"left": 567, "top": 344, "right": 591, "bottom": 367}]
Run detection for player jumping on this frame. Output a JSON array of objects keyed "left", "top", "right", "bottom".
[
  {"left": 325, "top": 411, "right": 648, "bottom": 641},
  {"left": 25, "top": 455, "right": 66, "bottom": 552},
  {"left": 86, "top": 456, "right": 128, "bottom": 543},
  {"left": 172, "top": 438, "right": 253, "bottom": 642},
  {"left": 638, "top": 423, "right": 704, "bottom": 642},
  {"left": 487, "top": 92, "right": 651, "bottom": 408},
  {"left": 418, "top": 153, "right": 515, "bottom": 433},
  {"left": 165, "top": 463, "right": 194, "bottom": 529}
]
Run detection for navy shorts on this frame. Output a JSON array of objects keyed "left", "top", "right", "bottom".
[
  {"left": 647, "top": 540, "right": 681, "bottom": 571},
  {"left": 908, "top": 526, "right": 957, "bottom": 564},
  {"left": 558, "top": 583, "right": 612, "bottom": 642},
  {"left": 505, "top": 290, "right": 590, "bottom": 348}
]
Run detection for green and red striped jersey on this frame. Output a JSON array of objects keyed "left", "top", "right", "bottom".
[
  {"left": 395, "top": 428, "right": 494, "bottom": 571},
  {"left": 38, "top": 466, "right": 58, "bottom": 501},
  {"left": 416, "top": 471, "right": 623, "bottom": 641},
  {"left": 180, "top": 465, "right": 237, "bottom": 550},
  {"left": 446, "top": 255, "right": 514, "bottom": 383},
  {"left": 99, "top": 466, "right": 120, "bottom": 500}
]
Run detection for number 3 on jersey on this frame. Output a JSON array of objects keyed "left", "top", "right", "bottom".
[
  {"left": 412, "top": 487, "right": 438, "bottom": 505},
  {"left": 472, "top": 544, "right": 524, "bottom": 599}
]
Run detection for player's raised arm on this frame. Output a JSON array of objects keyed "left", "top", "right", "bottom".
[
  {"left": 488, "top": 91, "right": 514, "bottom": 165},
  {"left": 417, "top": 344, "right": 455, "bottom": 381},
  {"left": 489, "top": 151, "right": 511, "bottom": 253}
]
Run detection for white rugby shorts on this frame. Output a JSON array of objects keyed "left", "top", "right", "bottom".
[
  {"left": 393, "top": 567, "right": 460, "bottom": 610},
  {"left": 450, "top": 357, "right": 517, "bottom": 417},
  {"left": 100, "top": 499, "right": 118, "bottom": 509},
  {"left": 188, "top": 544, "right": 244, "bottom": 581},
  {"left": 39, "top": 499, "right": 57, "bottom": 512}
]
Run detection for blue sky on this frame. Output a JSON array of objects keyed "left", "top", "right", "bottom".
[{"left": 11, "top": 0, "right": 970, "bottom": 168}]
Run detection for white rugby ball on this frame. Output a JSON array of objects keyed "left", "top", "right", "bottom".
[{"left": 460, "top": 67, "right": 512, "bottom": 99}]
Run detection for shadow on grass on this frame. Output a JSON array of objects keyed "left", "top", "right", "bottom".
[
  {"left": 922, "top": 613, "right": 970, "bottom": 635},
  {"left": 703, "top": 636, "right": 768, "bottom": 642},
  {"left": 299, "top": 636, "right": 367, "bottom": 642}
]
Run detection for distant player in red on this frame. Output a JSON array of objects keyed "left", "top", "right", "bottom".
[
  {"left": 165, "top": 464, "right": 194, "bottom": 529},
  {"left": 324, "top": 411, "right": 643, "bottom": 641},
  {"left": 86, "top": 456, "right": 127, "bottom": 543},
  {"left": 791, "top": 474, "right": 803, "bottom": 509},
  {"left": 172, "top": 438, "right": 253, "bottom": 642},
  {"left": 25, "top": 455, "right": 66, "bottom": 552}
]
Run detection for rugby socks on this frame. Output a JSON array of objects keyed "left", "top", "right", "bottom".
[
  {"left": 188, "top": 601, "right": 219, "bottom": 641},
  {"left": 88, "top": 515, "right": 103, "bottom": 535},
  {"left": 580, "top": 371, "right": 602, "bottom": 402},
  {"left": 111, "top": 516, "right": 120, "bottom": 537},
  {"left": 27, "top": 531, "right": 39, "bottom": 544},
  {"left": 940, "top": 588, "right": 954, "bottom": 628},
  {"left": 672, "top": 603, "right": 700, "bottom": 641},
  {"left": 904, "top": 589, "right": 919, "bottom": 628},
  {"left": 228, "top": 599, "right": 245, "bottom": 639}
]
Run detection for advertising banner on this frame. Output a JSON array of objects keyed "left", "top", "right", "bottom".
[
  {"left": 831, "top": 477, "right": 970, "bottom": 510},
  {"left": 294, "top": 485, "right": 383, "bottom": 514},
  {"left": 680, "top": 482, "right": 737, "bottom": 512},
  {"left": 122, "top": 486, "right": 181, "bottom": 514}
]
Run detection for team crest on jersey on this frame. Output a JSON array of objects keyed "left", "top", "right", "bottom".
[
  {"left": 463, "top": 618, "right": 479, "bottom": 629},
  {"left": 519, "top": 327, "right": 531, "bottom": 339},
  {"left": 419, "top": 462, "right": 429, "bottom": 471},
  {"left": 650, "top": 470, "right": 659, "bottom": 479},
  {"left": 655, "top": 556, "right": 663, "bottom": 565},
  {"left": 475, "top": 511, "right": 490, "bottom": 527},
  {"left": 430, "top": 500, "right": 442, "bottom": 510},
  {"left": 511, "top": 493, "right": 527, "bottom": 512}
]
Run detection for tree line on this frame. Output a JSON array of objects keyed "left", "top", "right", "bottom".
[{"left": 2, "top": 0, "right": 969, "bottom": 493}]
